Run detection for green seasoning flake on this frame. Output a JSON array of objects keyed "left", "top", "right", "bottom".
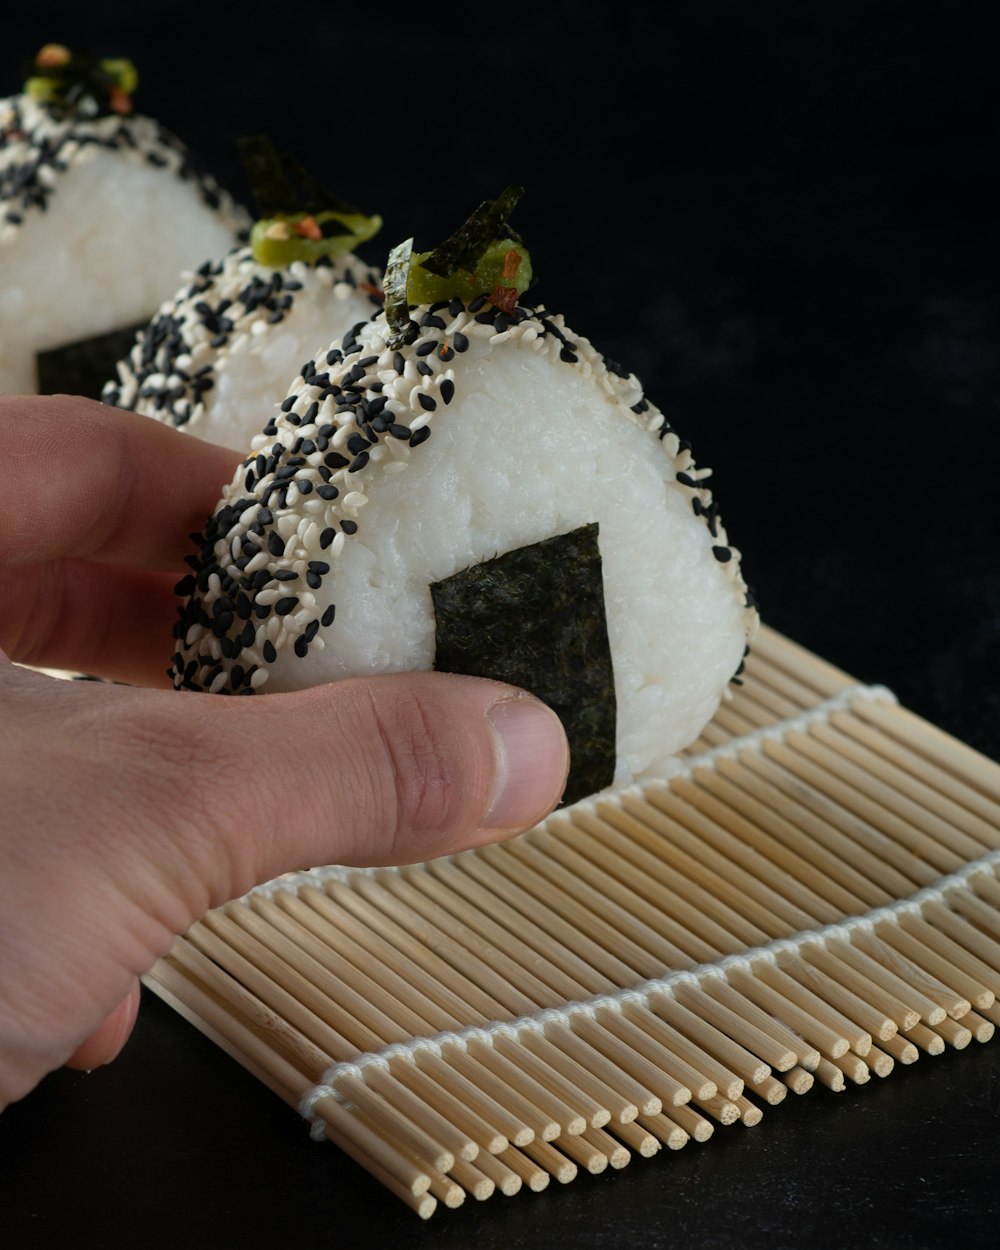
[
  {"left": 408, "top": 237, "right": 532, "bottom": 311},
  {"left": 431, "top": 523, "right": 617, "bottom": 806},
  {"left": 249, "top": 210, "right": 382, "bottom": 268},
  {"left": 406, "top": 186, "right": 532, "bottom": 313},
  {"left": 24, "top": 46, "right": 137, "bottom": 117}
]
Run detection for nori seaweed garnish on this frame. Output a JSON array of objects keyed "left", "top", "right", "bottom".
[
  {"left": 419, "top": 185, "right": 525, "bottom": 278},
  {"left": 383, "top": 237, "right": 415, "bottom": 349},
  {"left": 431, "top": 522, "right": 616, "bottom": 806},
  {"left": 23, "top": 47, "right": 137, "bottom": 118},
  {"left": 37, "top": 321, "right": 146, "bottom": 400},
  {"left": 382, "top": 186, "right": 528, "bottom": 348},
  {"left": 236, "top": 135, "right": 364, "bottom": 220}
]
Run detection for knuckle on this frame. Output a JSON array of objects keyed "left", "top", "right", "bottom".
[{"left": 368, "top": 685, "right": 467, "bottom": 854}]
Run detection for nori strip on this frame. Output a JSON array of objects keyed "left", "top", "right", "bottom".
[
  {"left": 383, "top": 237, "right": 414, "bottom": 349},
  {"left": 420, "top": 185, "right": 525, "bottom": 279},
  {"left": 36, "top": 321, "right": 146, "bottom": 400},
  {"left": 236, "top": 135, "right": 298, "bottom": 219},
  {"left": 431, "top": 522, "right": 616, "bottom": 806},
  {"left": 237, "top": 135, "right": 364, "bottom": 219}
]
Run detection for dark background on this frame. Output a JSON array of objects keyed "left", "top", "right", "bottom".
[{"left": 2, "top": 2, "right": 999, "bottom": 1247}]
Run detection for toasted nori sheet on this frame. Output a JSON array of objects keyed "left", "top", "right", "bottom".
[
  {"left": 36, "top": 320, "right": 146, "bottom": 400},
  {"left": 236, "top": 134, "right": 363, "bottom": 219},
  {"left": 431, "top": 522, "right": 616, "bottom": 806},
  {"left": 420, "top": 184, "right": 525, "bottom": 278}
]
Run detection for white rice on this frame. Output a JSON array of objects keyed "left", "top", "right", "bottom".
[
  {"left": 105, "top": 246, "right": 382, "bottom": 452},
  {"left": 0, "top": 95, "right": 248, "bottom": 394},
  {"left": 174, "top": 301, "right": 757, "bottom": 791}
]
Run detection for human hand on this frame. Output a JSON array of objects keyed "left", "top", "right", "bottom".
[{"left": 0, "top": 395, "right": 569, "bottom": 1109}]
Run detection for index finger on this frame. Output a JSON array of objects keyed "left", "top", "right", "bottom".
[{"left": 0, "top": 395, "right": 244, "bottom": 571}]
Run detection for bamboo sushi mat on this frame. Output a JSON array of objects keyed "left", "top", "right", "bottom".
[{"left": 144, "top": 625, "right": 1000, "bottom": 1218}]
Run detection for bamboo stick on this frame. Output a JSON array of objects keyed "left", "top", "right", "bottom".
[
  {"left": 933, "top": 1017, "right": 972, "bottom": 1050},
  {"left": 902, "top": 1023, "right": 946, "bottom": 1056},
  {"left": 781, "top": 1067, "right": 815, "bottom": 1095},
  {"left": 447, "top": 1158, "right": 493, "bottom": 1202},
  {"left": 864, "top": 1045, "right": 895, "bottom": 1078},
  {"left": 813, "top": 1058, "right": 846, "bottom": 1092},
  {"left": 521, "top": 1139, "right": 577, "bottom": 1185},
  {"left": 659, "top": 1103, "right": 713, "bottom": 1142},
  {"left": 611, "top": 1119, "right": 662, "bottom": 1157},
  {"left": 880, "top": 1033, "right": 919, "bottom": 1065},
  {"left": 961, "top": 1012, "right": 996, "bottom": 1044},
  {"left": 632, "top": 1113, "right": 688, "bottom": 1150},
  {"left": 750, "top": 1074, "right": 788, "bottom": 1105},
  {"left": 497, "top": 1147, "right": 549, "bottom": 1192},
  {"left": 469, "top": 1147, "right": 522, "bottom": 1197},
  {"left": 850, "top": 697, "right": 1000, "bottom": 807},
  {"left": 734, "top": 1096, "right": 764, "bottom": 1126},
  {"left": 148, "top": 953, "right": 437, "bottom": 1214}
]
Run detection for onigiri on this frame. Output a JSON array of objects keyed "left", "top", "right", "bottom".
[
  {"left": 103, "top": 138, "right": 383, "bottom": 452},
  {"left": 0, "top": 45, "right": 248, "bottom": 397},
  {"left": 170, "top": 192, "right": 758, "bottom": 796}
]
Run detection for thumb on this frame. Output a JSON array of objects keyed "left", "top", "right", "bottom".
[{"left": 179, "top": 671, "right": 572, "bottom": 895}]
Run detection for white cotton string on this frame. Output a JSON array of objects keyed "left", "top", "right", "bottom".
[{"left": 299, "top": 845, "right": 1000, "bottom": 1135}]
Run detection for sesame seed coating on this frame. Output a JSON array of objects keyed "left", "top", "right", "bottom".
[
  {"left": 102, "top": 243, "right": 382, "bottom": 436},
  {"left": 170, "top": 296, "right": 756, "bottom": 698},
  {"left": 0, "top": 93, "right": 247, "bottom": 245}
]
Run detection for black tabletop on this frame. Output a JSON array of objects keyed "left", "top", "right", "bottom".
[{"left": 2, "top": 4, "right": 999, "bottom": 1247}]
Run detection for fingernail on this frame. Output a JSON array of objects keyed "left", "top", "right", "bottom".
[{"left": 484, "top": 697, "right": 569, "bottom": 832}]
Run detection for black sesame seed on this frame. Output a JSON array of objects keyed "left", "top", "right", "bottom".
[
  {"left": 275, "top": 597, "right": 299, "bottom": 616},
  {"left": 348, "top": 451, "right": 370, "bottom": 472},
  {"left": 320, "top": 527, "right": 337, "bottom": 549},
  {"left": 267, "top": 532, "right": 286, "bottom": 557},
  {"left": 263, "top": 640, "right": 278, "bottom": 663},
  {"left": 712, "top": 546, "right": 732, "bottom": 562},
  {"left": 439, "top": 379, "right": 455, "bottom": 405},
  {"left": 341, "top": 519, "right": 358, "bottom": 535},
  {"left": 321, "top": 604, "right": 336, "bottom": 627},
  {"left": 410, "top": 426, "right": 431, "bottom": 448}
]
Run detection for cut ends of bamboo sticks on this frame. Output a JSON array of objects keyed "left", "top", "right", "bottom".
[{"left": 144, "top": 625, "right": 1000, "bottom": 1218}]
